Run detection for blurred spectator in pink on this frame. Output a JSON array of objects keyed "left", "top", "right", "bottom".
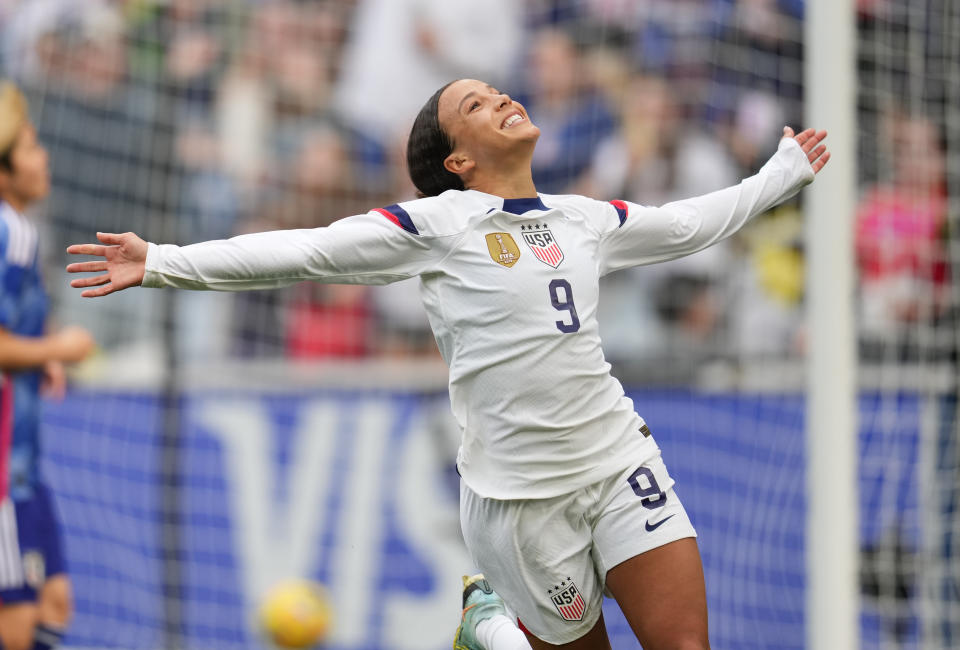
[
  {"left": 856, "top": 113, "right": 949, "bottom": 355},
  {"left": 333, "top": 0, "right": 522, "bottom": 149},
  {"left": 232, "top": 126, "right": 375, "bottom": 359},
  {"left": 286, "top": 283, "right": 373, "bottom": 359}
]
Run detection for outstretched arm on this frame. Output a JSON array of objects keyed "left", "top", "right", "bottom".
[
  {"left": 67, "top": 212, "right": 439, "bottom": 297},
  {"left": 599, "top": 127, "right": 829, "bottom": 275}
]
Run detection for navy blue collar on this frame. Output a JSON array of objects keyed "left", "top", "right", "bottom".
[{"left": 501, "top": 196, "right": 549, "bottom": 215}]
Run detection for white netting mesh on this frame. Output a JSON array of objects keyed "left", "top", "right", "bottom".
[{"left": 855, "top": 2, "right": 959, "bottom": 647}]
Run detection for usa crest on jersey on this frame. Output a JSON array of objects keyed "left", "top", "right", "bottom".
[
  {"left": 521, "top": 224, "right": 564, "bottom": 269},
  {"left": 548, "top": 578, "right": 585, "bottom": 621}
]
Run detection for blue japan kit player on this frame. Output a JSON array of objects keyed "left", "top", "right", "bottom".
[{"left": 0, "top": 82, "right": 93, "bottom": 650}]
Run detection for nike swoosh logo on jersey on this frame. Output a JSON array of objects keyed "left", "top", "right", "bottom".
[{"left": 645, "top": 514, "right": 676, "bottom": 532}]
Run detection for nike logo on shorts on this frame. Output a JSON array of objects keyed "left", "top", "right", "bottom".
[{"left": 645, "top": 514, "right": 676, "bottom": 532}]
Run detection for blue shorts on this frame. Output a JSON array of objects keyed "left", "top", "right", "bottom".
[{"left": 0, "top": 483, "right": 66, "bottom": 605}]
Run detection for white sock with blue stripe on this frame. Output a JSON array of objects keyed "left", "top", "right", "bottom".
[{"left": 475, "top": 615, "right": 531, "bottom": 650}]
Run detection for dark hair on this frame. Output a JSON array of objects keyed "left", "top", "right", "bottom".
[{"left": 406, "top": 81, "right": 465, "bottom": 197}]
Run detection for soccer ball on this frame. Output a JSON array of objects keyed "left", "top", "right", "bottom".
[{"left": 259, "top": 579, "right": 333, "bottom": 648}]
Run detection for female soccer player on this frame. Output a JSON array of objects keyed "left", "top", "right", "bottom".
[
  {"left": 67, "top": 78, "right": 829, "bottom": 650},
  {"left": 0, "top": 82, "right": 95, "bottom": 650}
]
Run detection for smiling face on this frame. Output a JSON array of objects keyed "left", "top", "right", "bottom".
[{"left": 436, "top": 79, "right": 540, "bottom": 181}]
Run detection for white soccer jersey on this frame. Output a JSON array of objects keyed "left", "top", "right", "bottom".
[{"left": 143, "top": 138, "right": 814, "bottom": 499}]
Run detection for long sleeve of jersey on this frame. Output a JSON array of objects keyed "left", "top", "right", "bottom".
[
  {"left": 598, "top": 137, "right": 815, "bottom": 276},
  {"left": 142, "top": 209, "right": 442, "bottom": 290}
]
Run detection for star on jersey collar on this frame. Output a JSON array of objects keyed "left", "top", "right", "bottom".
[{"left": 520, "top": 224, "right": 544, "bottom": 231}]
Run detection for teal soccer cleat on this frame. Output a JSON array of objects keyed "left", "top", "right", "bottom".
[{"left": 453, "top": 574, "right": 508, "bottom": 650}]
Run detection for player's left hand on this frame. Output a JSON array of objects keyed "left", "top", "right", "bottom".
[
  {"left": 782, "top": 127, "right": 830, "bottom": 174},
  {"left": 41, "top": 359, "right": 67, "bottom": 400}
]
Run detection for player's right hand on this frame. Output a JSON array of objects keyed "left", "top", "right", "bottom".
[
  {"left": 52, "top": 326, "right": 95, "bottom": 362},
  {"left": 67, "top": 231, "right": 148, "bottom": 297}
]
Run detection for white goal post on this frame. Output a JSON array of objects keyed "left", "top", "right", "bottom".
[{"left": 804, "top": 0, "right": 858, "bottom": 648}]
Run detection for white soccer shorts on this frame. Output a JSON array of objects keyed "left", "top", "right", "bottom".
[{"left": 459, "top": 450, "right": 697, "bottom": 645}]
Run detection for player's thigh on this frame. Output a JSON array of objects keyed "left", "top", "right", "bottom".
[
  {"left": 0, "top": 602, "right": 40, "bottom": 650},
  {"left": 524, "top": 612, "right": 611, "bottom": 650},
  {"left": 605, "top": 538, "right": 709, "bottom": 650},
  {"left": 39, "top": 573, "right": 73, "bottom": 626},
  {"left": 589, "top": 453, "right": 706, "bottom": 649},
  {"left": 459, "top": 482, "right": 605, "bottom": 646}
]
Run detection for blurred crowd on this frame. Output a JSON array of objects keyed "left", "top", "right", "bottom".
[{"left": 0, "top": 0, "right": 952, "bottom": 381}]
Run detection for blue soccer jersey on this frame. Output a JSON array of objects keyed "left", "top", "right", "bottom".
[{"left": 0, "top": 201, "right": 48, "bottom": 502}]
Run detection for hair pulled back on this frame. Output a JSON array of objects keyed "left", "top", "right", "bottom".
[{"left": 406, "top": 81, "right": 465, "bottom": 197}]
